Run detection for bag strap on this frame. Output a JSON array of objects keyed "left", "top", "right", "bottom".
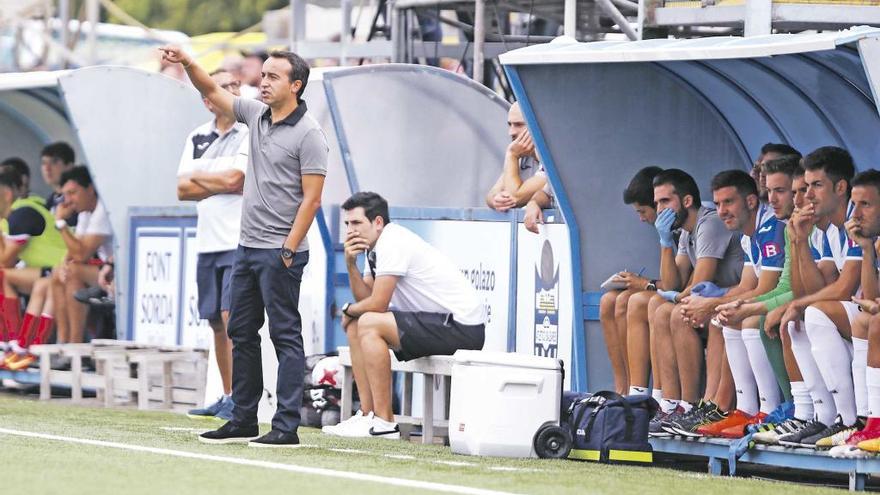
[{"left": 594, "top": 391, "right": 637, "bottom": 441}]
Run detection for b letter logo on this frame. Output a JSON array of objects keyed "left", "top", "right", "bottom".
[{"left": 762, "top": 243, "right": 779, "bottom": 259}]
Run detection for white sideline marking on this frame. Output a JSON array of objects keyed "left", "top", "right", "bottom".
[
  {"left": 436, "top": 461, "right": 477, "bottom": 467},
  {"left": 0, "top": 428, "right": 522, "bottom": 495},
  {"left": 160, "top": 427, "right": 208, "bottom": 433}
]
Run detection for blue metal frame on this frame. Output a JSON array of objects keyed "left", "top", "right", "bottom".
[
  {"left": 650, "top": 437, "right": 877, "bottom": 490},
  {"left": 503, "top": 65, "right": 589, "bottom": 392},
  {"left": 322, "top": 78, "right": 360, "bottom": 193},
  {"left": 314, "top": 207, "right": 337, "bottom": 353}
]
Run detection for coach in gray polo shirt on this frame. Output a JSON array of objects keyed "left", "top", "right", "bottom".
[{"left": 161, "top": 46, "right": 328, "bottom": 447}]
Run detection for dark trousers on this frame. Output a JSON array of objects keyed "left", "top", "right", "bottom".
[{"left": 227, "top": 245, "right": 309, "bottom": 433}]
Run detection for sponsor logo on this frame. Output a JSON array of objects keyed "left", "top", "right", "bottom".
[
  {"left": 762, "top": 242, "right": 780, "bottom": 258},
  {"left": 758, "top": 225, "right": 774, "bottom": 234}
]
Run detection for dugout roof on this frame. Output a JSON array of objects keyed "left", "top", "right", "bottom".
[{"left": 500, "top": 26, "right": 880, "bottom": 389}]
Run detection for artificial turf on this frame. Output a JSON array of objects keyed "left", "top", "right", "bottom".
[{"left": 0, "top": 395, "right": 851, "bottom": 495}]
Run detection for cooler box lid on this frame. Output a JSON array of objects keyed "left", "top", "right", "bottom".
[{"left": 453, "top": 350, "right": 562, "bottom": 371}]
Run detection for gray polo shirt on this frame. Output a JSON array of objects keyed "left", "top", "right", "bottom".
[
  {"left": 677, "top": 206, "right": 743, "bottom": 288},
  {"left": 233, "top": 97, "right": 329, "bottom": 251}
]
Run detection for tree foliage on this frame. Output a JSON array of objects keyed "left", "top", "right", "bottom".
[{"left": 103, "top": 0, "right": 289, "bottom": 36}]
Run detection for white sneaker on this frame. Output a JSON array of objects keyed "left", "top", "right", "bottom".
[
  {"left": 367, "top": 416, "right": 400, "bottom": 440},
  {"left": 322, "top": 411, "right": 372, "bottom": 436},
  {"left": 829, "top": 444, "right": 869, "bottom": 459}
]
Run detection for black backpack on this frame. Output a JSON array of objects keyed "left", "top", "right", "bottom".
[{"left": 565, "top": 391, "right": 658, "bottom": 464}]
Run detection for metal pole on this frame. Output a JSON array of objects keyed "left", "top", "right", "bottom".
[
  {"left": 596, "top": 0, "right": 638, "bottom": 40},
  {"left": 290, "top": 0, "right": 306, "bottom": 51},
  {"left": 564, "top": 0, "right": 576, "bottom": 38},
  {"left": 341, "top": 0, "right": 352, "bottom": 65},
  {"left": 636, "top": 0, "right": 644, "bottom": 39},
  {"left": 473, "top": 0, "right": 485, "bottom": 84},
  {"left": 85, "top": 0, "right": 98, "bottom": 65},
  {"left": 390, "top": 1, "right": 401, "bottom": 62},
  {"left": 744, "top": 0, "right": 771, "bottom": 37}
]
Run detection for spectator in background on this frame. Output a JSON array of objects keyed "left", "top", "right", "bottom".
[
  {"left": 0, "top": 169, "right": 66, "bottom": 368},
  {"left": 222, "top": 54, "right": 259, "bottom": 100},
  {"left": 486, "top": 102, "right": 548, "bottom": 211},
  {"left": 177, "top": 68, "right": 249, "bottom": 422},
  {"left": 52, "top": 166, "right": 113, "bottom": 345},
  {"left": 40, "top": 142, "right": 77, "bottom": 227},
  {"left": 240, "top": 51, "right": 268, "bottom": 101}
]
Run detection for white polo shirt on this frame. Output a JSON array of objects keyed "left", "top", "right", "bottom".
[
  {"left": 177, "top": 120, "right": 249, "bottom": 253},
  {"left": 368, "top": 223, "right": 487, "bottom": 326}
]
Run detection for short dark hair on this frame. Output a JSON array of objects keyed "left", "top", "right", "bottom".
[
  {"left": 761, "top": 143, "right": 801, "bottom": 159},
  {"left": 1, "top": 157, "right": 30, "bottom": 178},
  {"left": 711, "top": 169, "right": 758, "bottom": 200},
  {"left": 762, "top": 154, "right": 802, "bottom": 178},
  {"left": 59, "top": 165, "right": 93, "bottom": 189},
  {"left": 0, "top": 169, "right": 23, "bottom": 191},
  {"left": 40, "top": 141, "right": 75, "bottom": 165},
  {"left": 802, "top": 146, "right": 855, "bottom": 194},
  {"left": 623, "top": 166, "right": 663, "bottom": 206},
  {"left": 653, "top": 168, "right": 701, "bottom": 206},
  {"left": 852, "top": 169, "right": 880, "bottom": 196},
  {"left": 269, "top": 50, "right": 310, "bottom": 100},
  {"left": 342, "top": 192, "right": 391, "bottom": 225}
]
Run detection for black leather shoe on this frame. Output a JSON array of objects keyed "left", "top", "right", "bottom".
[
  {"left": 199, "top": 422, "right": 259, "bottom": 444},
  {"left": 249, "top": 429, "right": 300, "bottom": 448}
]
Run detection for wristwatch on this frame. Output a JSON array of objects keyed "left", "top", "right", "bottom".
[
  {"left": 280, "top": 246, "right": 294, "bottom": 260},
  {"left": 341, "top": 302, "right": 354, "bottom": 318},
  {"left": 55, "top": 219, "right": 68, "bottom": 231},
  {"left": 646, "top": 280, "right": 658, "bottom": 291}
]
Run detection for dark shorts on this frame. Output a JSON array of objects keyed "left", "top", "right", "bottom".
[
  {"left": 196, "top": 250, "right": 236, "bottom": 322},
  {"left": 391, "top": 311, "right": 485, "bottom": 362}
]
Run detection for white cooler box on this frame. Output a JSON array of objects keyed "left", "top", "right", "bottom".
[{"left": 448, "top": 350, "right": 563, "bottom": 458}]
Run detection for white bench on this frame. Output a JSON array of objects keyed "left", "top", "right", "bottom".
[
  {"left": 337, "top": 346, "right": 454, "bottom": 444},
  {"left": 30, "top": 341, "right": 207, "bottom": 411}
]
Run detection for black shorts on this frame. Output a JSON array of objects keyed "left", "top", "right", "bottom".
[
  {"left": 391, "top": 311, "right": 485, "bottom": 362},
  {"left": 196, "top": 250, "right": 235, "bottom": 321}
]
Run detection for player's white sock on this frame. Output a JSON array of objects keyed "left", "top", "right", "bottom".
[
  {"left": 805, "top": 306, "right": 857, "bottom": 425},
  {"left": 723, "top": 327, "right": 759, "bottom": 415},
  {"left": 853, "top": 337, "right": 869, "bottom": 417},
  {"left": 629, "top": 385, "right": 648, "bottom": 396},
  {"left": 788, "top": 321, "right": 836, "bottom": 425},
  {"left": 867, "top": 367, "right": 880, "bottom": 418},
  {"left": 652, "top": 389, "right": 663, "bottom": 403},
  {"left": 659, "top": 398, "right": 678, "bottom": 413},
  {"left": 790, "top": 381, "right": 813, "bottom": 421},
  {"left": 742, "top": 327, "right": 782, "bottom": 414}
]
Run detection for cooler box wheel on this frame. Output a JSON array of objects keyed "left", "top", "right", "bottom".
[{"left": 533, "top": 424, "right": 572, "bottom": 459}]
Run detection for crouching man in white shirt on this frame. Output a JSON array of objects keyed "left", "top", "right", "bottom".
[{"left": 325, "top": 192, "right": 487, "bottom": 439}]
